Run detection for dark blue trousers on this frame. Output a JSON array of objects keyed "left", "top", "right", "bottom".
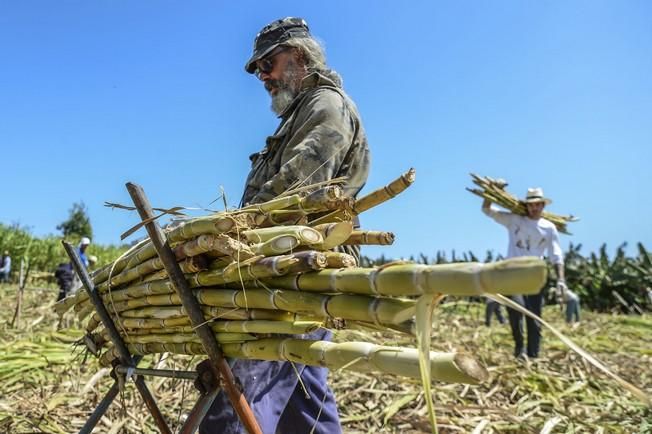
[
  {"left": 199, "top": 329, "right": 341, "bottom": 434},
  {"left": 507, "top": 290, "right": 544, "bottom": 358}
]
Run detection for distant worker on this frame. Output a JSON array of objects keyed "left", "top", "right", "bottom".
[
  {"left": 55, "top": 262, "right": 75, "bottom": 301},
  {"left": 0, "top": 251, "right": 11, "bottom": 283},
  {"left": 67, "top": 237, "right": 92, "bottom": 297},
  {"left": 485, "top": 298, "right": 505, "bottom": 326},
  {"left": 78, "top": 237, "right": 92, "bottom": 268},
  {"left": 482, "top": 187, "right": 566, "bottom": 359},
  {"left": 562, "top": 288, "right": 580, "bottom": 324}
]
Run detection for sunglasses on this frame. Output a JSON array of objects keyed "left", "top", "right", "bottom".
[{"left": 255, "top": 46, "right": 290, "bottom": 77}]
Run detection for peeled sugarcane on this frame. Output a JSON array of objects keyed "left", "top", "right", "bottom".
[
  {"left": 258, "top": 257, "right": 547, "bottom": 297},
  {"left": 311, "top": 222, "right": 354, "bottom": 249},
  {"left": 99, "top": 338, "right": 487, "bottom": 385},
  {"left": 466, "top": 173, "right": 578, "bottom": 234},
  {"left": 242, "top": 225, "right": 322, "bottom": 244}
]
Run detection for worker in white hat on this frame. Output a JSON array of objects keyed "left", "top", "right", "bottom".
[
  {"left": 481, "top": 187, "right": 566, "bottom": 360},
  {"left": 77, "top": 237, "right": 92, "bottom": 268}
]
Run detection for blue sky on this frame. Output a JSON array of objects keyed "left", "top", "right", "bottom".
[{"left": 1, "top": 1, "right": 650, "bottom": 260}]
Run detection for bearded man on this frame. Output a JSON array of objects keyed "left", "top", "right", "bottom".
[{"left": 200, "top": 17, "right": 370, "bottom": 434}]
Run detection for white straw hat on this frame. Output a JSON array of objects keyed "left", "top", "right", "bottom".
[{"left": 523, "top": 187, "right": 552, "bottom": 205}]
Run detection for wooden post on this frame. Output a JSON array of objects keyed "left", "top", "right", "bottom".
[{"left": 126, "top": 182, "right": 262, "bottom": 434}]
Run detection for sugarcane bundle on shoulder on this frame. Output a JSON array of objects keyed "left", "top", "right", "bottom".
[
  {"left": 467, "top": 173, "right": 578, "bottom": 234},
  {"left": 55, "top": 169, "right": 548, "bottom": 384}
]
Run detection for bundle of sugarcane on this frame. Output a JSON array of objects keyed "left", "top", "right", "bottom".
[
  {"left": 466, "top": 173, "right": 579, "bottom": 234},
  {"left": 55, "top": 168, "right": 548, "bottom": 386}
]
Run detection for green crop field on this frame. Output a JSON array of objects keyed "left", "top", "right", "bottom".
[{"left": 1, "top": 283, "right": 650, "bottom": 433}]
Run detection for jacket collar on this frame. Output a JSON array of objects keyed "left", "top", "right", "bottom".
[{"left": 277, "top": 71, "right": 341, "bottom": 118}]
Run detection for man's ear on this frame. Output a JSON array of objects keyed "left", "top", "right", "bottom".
[{"left": 292, "top": 47, "right": 307, "bottom": 69}]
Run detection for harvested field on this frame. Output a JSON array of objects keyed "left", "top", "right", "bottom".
[{"left": 1, "top": 284, "right": 650, "bottom": 433}]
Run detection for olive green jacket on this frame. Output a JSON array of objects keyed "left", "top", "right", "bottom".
[{"left": 241, "top": 71, "right": 370, "bottom": 205}]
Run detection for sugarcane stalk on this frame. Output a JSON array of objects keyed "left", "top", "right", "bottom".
[
  {"left": 353, "top": 168, "right": 416, "bottom": 214},
  {"left": 56, "top": 234, "right": 253, "bottom": 316},
  {"left": 190, "top": 251, "right": 328, "bottom": 287},
  {"left": 98, "top": 255, "right": 208, "bottom": 292},
  {"left": 90, "top": 237, "right": 151, "bottom": 285},
  {"left": 122, "top": 332, "right": 257, "bottom": 345},
  {"left": 103, "top": 288, "right": 415, "bottom": 326},
  {"left": 309, "top": 168, "right": 416, "bottom": 225},
  {"left": 62, "top": 251, "right": 329, "bottom": 318},
  {"left": 260, "top": 257, "right": 547, "bottom": 296},
  {"left": 322, "top": 251, "right": 357, "bottom": 268},
  {"left": 343, "top": 230, "right": 395, "bottom": 246},
  {"left": 467, "top": 173, "right": 578, "bottom": 234},
  {"left": 239, "top": 194, "right": 302, "bottom": 213},
  {"left": 99, "top": 338, "right": 488, "bottom": 386},
  {"left": 311, "top": 222, "right": 354, "bottom": 249},
  {"left": 70, "top": 257, "right": 210, "bottom": 320},
  {"left": 117, "top": 320, "right": 322, "bottom": 336}
]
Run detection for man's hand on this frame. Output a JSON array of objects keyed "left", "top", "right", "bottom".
[{"left": 556, "top": 280, "right": 568, "bottom": 304}]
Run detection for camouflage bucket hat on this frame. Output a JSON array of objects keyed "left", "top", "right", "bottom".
[{"left": 245, "top": 17, "right": 310, "bottom": 74}]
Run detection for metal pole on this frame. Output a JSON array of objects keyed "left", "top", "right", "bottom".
[
  {"left": 126, "top": 182, "right": 262, "bottom": 434},
  {"left": 63, "top": 242, "right": 172, "bottom": 434},
  {"left": 78, "top": 381, "right": 120, "bottom": 434},
  {"left": 63, "top": 242, "right": 134, "bottom": 365},
  {"left": 179, "top": 388, "right": 220, "bottom": 434},
  {"left": 115, "top": 365, "right": 198, "bottom": 381}
]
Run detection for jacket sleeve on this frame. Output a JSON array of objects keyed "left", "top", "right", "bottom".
[{"left": 249, "top": 89, "right": 359, "bottom": 203}]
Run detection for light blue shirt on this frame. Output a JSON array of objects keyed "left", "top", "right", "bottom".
[{"left": 0, "top": 255, "right": 10, "bottom": 273}]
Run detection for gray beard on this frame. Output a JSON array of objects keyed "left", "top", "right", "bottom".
[
  {"left": 270, "top": 61, "right": 303, "bottom": 115},
  {"left": 271, "top": 87, "right": 297, "bottom": 115}
]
